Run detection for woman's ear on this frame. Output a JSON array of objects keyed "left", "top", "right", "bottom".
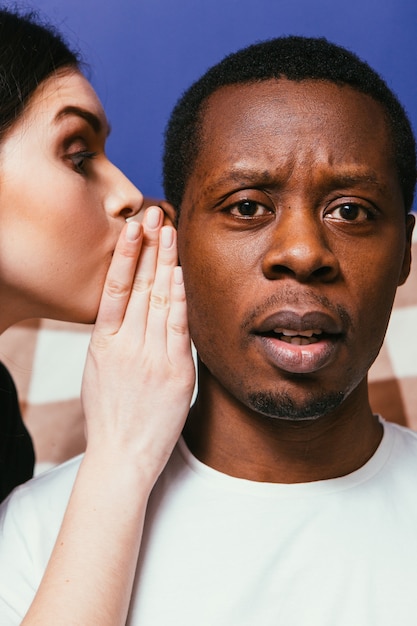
[{"left": 158, "top": 200, "right": 177, "bottom": 228}]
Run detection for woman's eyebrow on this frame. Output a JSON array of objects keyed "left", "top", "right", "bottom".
[{"left": 54, "top": 105, "right": 111, "bottom": 137}]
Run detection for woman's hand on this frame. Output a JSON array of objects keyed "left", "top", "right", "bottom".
[
  {"left": 19, "top": 207, "right": 194, "bottom": 626},
  {"left": 81, "top": 205, "right": 195, "bottom": 487}
]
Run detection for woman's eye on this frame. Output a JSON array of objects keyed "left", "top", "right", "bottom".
[
  {"left": 327, "top": 202, "right": 372, "bottom": 222},
  {"left": 228, "top": 200, "right": 272, "bottom": 218},
  {"left": 68, "top": 150, "right": 97, "bottom": 174}
]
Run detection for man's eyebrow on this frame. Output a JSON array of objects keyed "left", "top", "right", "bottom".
[
  {"left": 54, "top": 105, "right": 111, "bottom": 137},
  {"left": 329, "top": 171, "right": 386, "bottom": 189},
  {"left": 210, "top": 168, "right": 387, "bottom": 191},
  {"left": 209, "top": 168, "right": 276, "bottom": 188}
]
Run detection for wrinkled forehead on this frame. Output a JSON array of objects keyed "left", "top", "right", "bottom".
[
  {"left": 198, "top": 78, "right": 392, "bottom": 151},
  {"left": 188, "top": 79, "right": 396, "bottom": 189}
]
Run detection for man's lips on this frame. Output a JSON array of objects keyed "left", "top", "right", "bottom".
[
  {"left": 255, "top": 310, "right": 344, "bottom": 336},
  {"left": 252, "top": 310, "right": 345, "bottom": 374}
]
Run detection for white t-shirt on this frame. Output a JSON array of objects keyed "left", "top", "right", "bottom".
[{"left": 1, "top": 419, "right": 417, "bottom": 625}]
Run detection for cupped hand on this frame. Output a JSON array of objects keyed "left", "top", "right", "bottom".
[{"left": 81, "top": 206, "right": 195, "bottom": 486}]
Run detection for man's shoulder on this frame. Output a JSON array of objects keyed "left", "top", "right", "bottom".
[
  {"left": 0, "top": 454, "right": 82, "bottom": 523},
  {"left": 382, "top": 420, "right": 417, "bottom": 481},
  {"left": 384, "top": 419, "right": 417, "bottom": 448}
]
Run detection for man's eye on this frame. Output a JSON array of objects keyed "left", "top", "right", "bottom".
[
  {"left": 328, "top": 203, "right": 372, "bottom": 222},
  {"left": 68, "top": 150, "right": 97, "bottom": 174},
  {"left": 228, "top": 200, "right": 271, "bottom": 218}
]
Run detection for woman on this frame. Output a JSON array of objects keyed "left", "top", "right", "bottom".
[{"left": 0, "top": 7, "right": 195, "bottom": 625}]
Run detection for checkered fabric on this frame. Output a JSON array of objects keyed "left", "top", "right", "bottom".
[
  {"left": 368, "top": 222, "right": 417, "bottom": 430},
  {"left": 0, "top": 221, "right": 416, "bottom": 472}
]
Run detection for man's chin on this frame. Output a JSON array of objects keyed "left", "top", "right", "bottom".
[{"left": 247, "top": 390, "right": 345, "bottom": 422}]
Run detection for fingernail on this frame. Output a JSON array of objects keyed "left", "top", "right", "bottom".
[
  {"left": 174, "top": 266, "right": 183, "bottom": 284},
  {"left": 126, "top": 221, "right": 141, "bottom": 241},
  {"left": 146, "top": 206, "right": 161, "bottom": 229},
  {"left": 161, "top": 226, "right": 174, "bottom": 248}
]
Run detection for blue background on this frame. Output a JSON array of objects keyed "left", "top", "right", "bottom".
[{"left": 20, "top": 0, "right": 417, "bottom": 206}]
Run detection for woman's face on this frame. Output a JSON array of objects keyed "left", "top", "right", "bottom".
[{"left": 0, "top": 69, "right": 143, "bottom": 329}]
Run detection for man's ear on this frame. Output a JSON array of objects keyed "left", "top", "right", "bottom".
[
  {"left": 398, "top": 212, "right": 415, "bottom": 286},
  {"left": 158, "top": 200, "right": 177, "bottom": 228}
]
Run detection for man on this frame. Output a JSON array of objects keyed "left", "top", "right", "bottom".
[{"left": 1, "top": 36, "right": 416, "bottom": 625}]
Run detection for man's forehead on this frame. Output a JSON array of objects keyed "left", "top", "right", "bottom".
[
  {"left": 179, "top": 78, "right": 400, "bottom": 213},
  {"left": 196, "top": 79, "right": 392, "bottom": 161},
  {"left": 201, "top": 77, "right": 385, "bottom": 120}
]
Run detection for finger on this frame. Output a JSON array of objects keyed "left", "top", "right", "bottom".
[
  {"left": 121, "top": 206, "right": 164, "bottom": 335},
  {"left": 142, "top": 225, "right": 179, "bottom": 352},
  {"left": 94, "top": 221, "right": 143, "bottom": 335},
  {"left": 167, "top": 266, "right": 194, "bottom": 367},
  {"left": 123, "top": 209, "right": 176, "bottom": 336}
]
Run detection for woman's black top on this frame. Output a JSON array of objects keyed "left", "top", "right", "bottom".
[{"left": 0, "top": 362, "right": 34, "bottom": 502}]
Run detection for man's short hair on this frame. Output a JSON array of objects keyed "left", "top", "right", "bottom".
[{"left": 163, "top": 36, "right": 416, "bottom": 215}]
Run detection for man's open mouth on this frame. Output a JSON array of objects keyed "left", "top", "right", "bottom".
[{"left": 271, "top": 328, "right": 323, "bottom": 346}]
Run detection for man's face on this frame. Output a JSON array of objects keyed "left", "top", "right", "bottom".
[{"left": 178, "top": 79, "right": 414, "bottom": 421}]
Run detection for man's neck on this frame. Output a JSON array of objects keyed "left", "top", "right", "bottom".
[{"left": 183, "top": 376, "right": 382, "bottom": 484}]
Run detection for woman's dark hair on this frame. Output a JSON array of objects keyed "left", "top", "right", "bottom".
[
  {"left": 0, "top": 7, "right": 81, "bottom": 140},
  {"left": 163, "top": 36, "right": 417, "bottom": 215}
]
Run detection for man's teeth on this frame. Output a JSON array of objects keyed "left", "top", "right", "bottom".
[{"left": 273, "top": 328, "right": 323, "bottom": 345}]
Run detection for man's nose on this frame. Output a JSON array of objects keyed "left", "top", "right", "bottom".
[{"left": 261, "top": 207, "right": 340, "bottom": 283}]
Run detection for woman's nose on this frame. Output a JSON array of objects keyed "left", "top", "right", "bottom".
[
  {"left": 261, "top": 209, "right": 340, "bottom": 283},
  {"left": 104, "top": 163, "right": 144, "bottom": 220}
]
